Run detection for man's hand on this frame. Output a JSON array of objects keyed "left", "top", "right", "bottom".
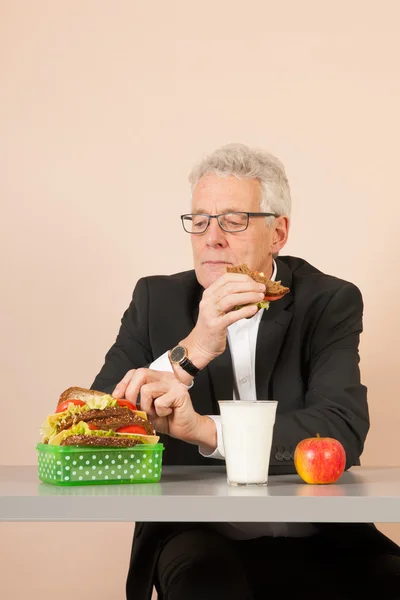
[
  {"left": 180, "top": 273, "right": 266, "bottom": 370},
  {"left": 112, "top": 369, "right": 217, "bottom": 450}
]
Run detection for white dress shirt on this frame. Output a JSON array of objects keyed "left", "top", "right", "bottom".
[{"left": 149, "top": 260, "right": 317, "bottom": 539}]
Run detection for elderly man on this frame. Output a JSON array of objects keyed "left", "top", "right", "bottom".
[{"left": 91, "top": 144, "right": 400, "bottom": 599}]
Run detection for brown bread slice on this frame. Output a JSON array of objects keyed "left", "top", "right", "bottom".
[
  {"left": 87, "top": 413, "right": 154, "bottom": 434},
  {"left": 226, "top": 264, "right": 289, "bottom": 296},
  {"left": 57, "top": 386, "right": 105, "bottom": 407},
  {"left": 59, "top": 407, "right": 154, "bottom": 435},
  {"left": 60, "top": 435, "right": 141, "bottom": 447}
]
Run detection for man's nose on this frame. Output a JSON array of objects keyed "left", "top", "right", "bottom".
[{"left": 205, "top": 217, "right": 228, "bottom": 247}]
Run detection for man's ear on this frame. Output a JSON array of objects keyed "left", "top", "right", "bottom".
[{"left": 271, "top": 216, "right": 290, "bottom": 254}]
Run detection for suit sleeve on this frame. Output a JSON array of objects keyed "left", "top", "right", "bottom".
[
  {"left": 272, "top": 283, "right": 370, "bottom": 470},
  {"left": 90, "top": 278, "right": 153, "bottom": 394}
]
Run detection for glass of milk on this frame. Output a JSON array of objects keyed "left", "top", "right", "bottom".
[{"left": 218, "top": 400, "right": 278, "bottom": 486}]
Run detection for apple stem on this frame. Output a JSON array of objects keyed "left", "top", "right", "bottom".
[{"left": 316, "top": 433, "right": 320, "bottom": 438}]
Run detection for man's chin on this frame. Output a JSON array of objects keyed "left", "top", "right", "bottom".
[{"left": 196, "top": 263, "right": 229, "bottom": 288}]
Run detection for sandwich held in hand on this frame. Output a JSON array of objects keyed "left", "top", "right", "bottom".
[
  {"left": 40, "top": 386, "right": 159, "bottom": 447},
  {"left": 294, "top": 434, "right": 346, "bottom": 484},
  {"left": 226, "top": 264, "right": 289, "bottom": 311}
]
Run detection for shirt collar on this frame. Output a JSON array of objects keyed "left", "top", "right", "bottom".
[{"left": 271, "top": 259, "right": 277, "bottom": 282}]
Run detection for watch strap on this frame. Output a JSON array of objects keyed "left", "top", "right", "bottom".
[{"left": 179, "top": 356, "right": 200, "bottom": 377}]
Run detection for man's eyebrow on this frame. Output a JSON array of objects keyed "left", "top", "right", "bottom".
[{"left": 191, "top": 207, "right": 243, "bottom": 214}]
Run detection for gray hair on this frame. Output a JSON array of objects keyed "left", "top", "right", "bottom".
[{"left": 188, "top": 143, "right": 292, "bottom": 220}]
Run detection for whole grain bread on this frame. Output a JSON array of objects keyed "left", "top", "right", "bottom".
[
  {"left": 58, "top": 406, "right": 155, "bottom": 435},
  {"left": 61, "top": 435, "right": 141, "bottom": 447},
  {"left": 57, "top": 387, "right": 105, "bottom": 407}
]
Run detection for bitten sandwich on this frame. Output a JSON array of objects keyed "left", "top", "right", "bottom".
[
  {"left": 40, "top": 387, "right": 159, "bottom": 447},
  {"left": 226, "top": 264, "right": 290, "bottom": 311}
]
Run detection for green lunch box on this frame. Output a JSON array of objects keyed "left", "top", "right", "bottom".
[{"left": 36, "top": 442, "right": 164, "bottom": 486}]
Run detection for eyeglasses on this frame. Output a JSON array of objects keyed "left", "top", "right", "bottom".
[{"left": 180, "top": 212, "right": 277, "bottom": 234}]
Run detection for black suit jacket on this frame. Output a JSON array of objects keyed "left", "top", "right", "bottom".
[{"left": 91, "top": 256, "right": 398, "bottom": 599}]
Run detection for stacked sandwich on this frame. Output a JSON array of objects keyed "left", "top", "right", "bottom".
[
  {"left": 227, "top": 263, "right": 290, "bottom": 311},
  {"left": 40, "top": 387, "right": 159, "bottom": 447}
]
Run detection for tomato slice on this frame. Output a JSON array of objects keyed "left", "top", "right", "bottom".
[
  {"left": 264, "top": 294, "right": 285, "bottom": 302},
  {"left": 87, "top": 423, "right": 99, "bottom": 430},
  {"left": 56, "top": 399, "right": 86, "bottom": 413},
  {"left": 117, "top": 425, "right": 147, "bottom": 435},
  {"left": 116, "top": 399, "right": 137, "bottom": 411}
]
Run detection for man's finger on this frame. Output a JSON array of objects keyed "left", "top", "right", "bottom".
[
  {"left": 112, "top": 369, "right": 136, "bottom": 398},
  {"left": 154, "top": 390, "right": 177, "bottom": 418},
  {"left": 154, "top": 402, "right": 173, "bottom": 418},
  {"left": 124, "top": 369, "right": 170, "bottom": 404},
  {"left": 217, "top": 291, "right": 265, "bottom": 313},
  {"left": 205, "top": 272, "right": 253, "bottom": 297},
  {"left": 124, "top": 374, "right": 143, "bottom": 403},
  {"left": 221, "top": 302, "right": 259, "bottom": 326},
  {"left": 139, "top": 381, "right": 170, "bottom": 413},
  {"left": 217, "top": 281, "right": 266, "bottom": 299},
  {"left": 124, "top": 367, "right": 156, "bottom": 402}
]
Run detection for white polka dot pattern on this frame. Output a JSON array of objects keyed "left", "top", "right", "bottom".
[{"left": 37, "top": 444, "right": 163, "bottom": 486}]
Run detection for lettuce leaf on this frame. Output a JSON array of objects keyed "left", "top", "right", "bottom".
[
  {"left": 85, "top": 395, "right": 117, "bottom": 410},
  {"left": 40, "top": 395, "right": 118, "bottom": 442},
  {"left": 48, "top": 421, "right": 155, "bottom": 446},
  {"left": 234, "top": 301, "right": 270, "bottom": 311},
  {"left": 39, "top": 418, "right": 58, "bottom": 442},
  {"left": 257, "top": 301, "right": 270, "bottom": 310},
  {"left": 39, "top": 406, "right": 89, "bottom": 442},
  {"left": 48, "top": 421, "right": 93, "bottom": 445}
]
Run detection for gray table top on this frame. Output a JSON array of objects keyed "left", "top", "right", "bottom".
[{"left": 1, "top": 465, "right": 399, "bottom": 522}]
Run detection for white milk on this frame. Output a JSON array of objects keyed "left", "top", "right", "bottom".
[{"left": 218, "top": 401, "right": 278, "bottom": 486}]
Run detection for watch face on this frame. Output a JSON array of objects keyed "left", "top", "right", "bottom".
[{"left": 170, "top": 346, "right": 186, "bottom": 363}]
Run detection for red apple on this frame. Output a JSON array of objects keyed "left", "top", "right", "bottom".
[{"left": 294, "top": 434, "right": 346, "bottom": 484}]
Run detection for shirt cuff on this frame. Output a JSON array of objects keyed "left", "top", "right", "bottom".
[
  {"left": 198, "top": 415, "right": 225, "bottom": 460},
  {"left": 149, "top": 352, "right": 194, "bottom": 390}
]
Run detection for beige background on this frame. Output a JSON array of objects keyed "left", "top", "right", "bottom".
[{"left": 1, "top": 1, "right": 399, "bottom": 598}]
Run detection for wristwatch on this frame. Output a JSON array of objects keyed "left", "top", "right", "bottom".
[{"left": 169, "top": 345, "right": 201, "bottom": 377}]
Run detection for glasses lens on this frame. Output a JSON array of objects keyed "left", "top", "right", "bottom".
[
  {"left": 219, "top": 212, "right": 248, "bottom": 232},
  {"left": 182, "top": 215, "right": 209, "bottom": 233}
]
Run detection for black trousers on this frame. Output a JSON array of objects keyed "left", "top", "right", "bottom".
[{"left": 155, "top": 526, "right": 400, "bottom": 600}]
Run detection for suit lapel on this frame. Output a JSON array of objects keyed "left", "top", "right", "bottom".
[{"left": 255, "top": 259, "right": 294, "bottom": 400}]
